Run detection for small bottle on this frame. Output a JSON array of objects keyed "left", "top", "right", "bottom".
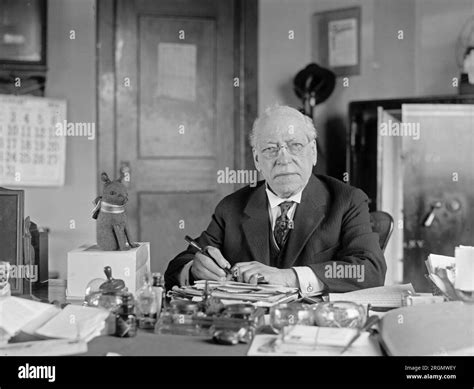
[
  {"left": 152, "top": 272, "right": 165, "bottom": 319},
  {"left": 115, "top": 292, "right": 137, "bottom": 337},
  {"left": 136, "top": 273, "right": 157, "bottom": 329}
]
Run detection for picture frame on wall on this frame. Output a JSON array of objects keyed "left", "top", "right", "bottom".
[
  {"left": 313, "top": 7, "right": 361, "bottom": 77},
  {"left": 0, "top": 187, "right": 25, "bottom": 294},
  {"left": 0, "top": 0, "right": 47, "bottom": 69}
]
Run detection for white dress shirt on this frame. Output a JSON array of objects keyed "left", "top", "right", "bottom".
[{"left": 179, "top": 185, "right": 326, "bottom": 296}]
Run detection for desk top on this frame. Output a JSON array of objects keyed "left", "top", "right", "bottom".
[
  {"left": 28, "top": 283, "right": 249, "bottom": 356},
  {"left": 84, "top": 332, "right": 249, "bottom": 356}
]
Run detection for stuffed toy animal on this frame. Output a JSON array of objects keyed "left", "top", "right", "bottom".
[{"left": 92, "top": 172, "right": 138, "bottom": 251}]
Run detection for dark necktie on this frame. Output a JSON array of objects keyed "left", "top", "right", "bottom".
[{"left": 273, "top": 201, "right": 295, "bottom": 249}]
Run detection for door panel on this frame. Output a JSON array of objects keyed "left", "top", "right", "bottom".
[
  {"left": 115, "top": 0, "right": 236, "bottom": 272},
  {"left": 139, "top": 193, "right": 216, "bottom": 272},
  {"left": 139, "top": 16, "right": 216, "bottom": 158}
]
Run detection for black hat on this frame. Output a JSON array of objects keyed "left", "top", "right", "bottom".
[{"left": 293, "top": 63, "right": 336, "bottom": 106}]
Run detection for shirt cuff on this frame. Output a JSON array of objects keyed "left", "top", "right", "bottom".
[
  {"left": 292, "top": 266, "right": 325, "bottom": 296},
  {"left": 179, "top": 260, "right": 194, "bottom": 286}
]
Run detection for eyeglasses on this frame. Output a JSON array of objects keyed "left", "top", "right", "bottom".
[{"left": 259, "top": 141, "right": 311, "bottom": 159}]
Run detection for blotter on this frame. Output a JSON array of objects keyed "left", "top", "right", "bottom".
[{"left": 379, "top": 301, "right": 474, "bottom": 355}]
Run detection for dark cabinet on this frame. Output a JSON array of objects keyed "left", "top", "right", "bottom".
[{"left": 348, "top": 94, "right": 474, "bottom": 291}]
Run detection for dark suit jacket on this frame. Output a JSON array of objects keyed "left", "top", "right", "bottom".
[{"left": 165, "top": 174, "right": 386, "bottom": 292}]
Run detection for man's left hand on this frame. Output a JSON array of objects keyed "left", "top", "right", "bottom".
[{"left": 231, "top": 261, "right": 297, "bottom": 287}]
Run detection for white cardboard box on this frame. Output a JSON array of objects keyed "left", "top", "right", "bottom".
[{"left": 67, "top": 242, "right": 150, "bottom": 299}]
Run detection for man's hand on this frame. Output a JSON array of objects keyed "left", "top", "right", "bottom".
[
  {"left": 231, "top": 261, "right": 298, "bottom": 287},
  {"left": 190, "top": 246, "right": 231, "bottom": 282}
]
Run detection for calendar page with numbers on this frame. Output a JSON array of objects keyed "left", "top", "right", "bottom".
[{"left": 0, "top": 94, "right": 67, "bottom": 186}]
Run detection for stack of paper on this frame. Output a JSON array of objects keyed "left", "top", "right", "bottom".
[
  {"left": 425, "top": 254, "right": 456, "bottom": 283},
  {"left": 248, "top": 325, "right": 381, "bottom": 356},
  {"left": 171, "top": 280, "right": 299, "bottom": 308},
  {"left": 35, "top": 305, "right": 110, "bottom": 342},
  {"left": 454, "top": 246, "right": 474, "bottom": 291},
  {"left": 425, "top": 247, "right": 474, "bottom": 297},
  {"left": 0, "top": 296, "right": 60, "bottom": 337},
  {"left": 329, "top": 284, "right": 415, "bottom": 309}
]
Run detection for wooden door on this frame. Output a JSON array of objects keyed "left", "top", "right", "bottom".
[{"left": 98, "top": 0, "right": 257, "bottom": 273}]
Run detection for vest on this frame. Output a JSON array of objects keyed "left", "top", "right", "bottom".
[{"left": 269, "top": 224, "right": 291, "bottom": 268}]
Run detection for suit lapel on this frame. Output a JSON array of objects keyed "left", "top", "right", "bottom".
[
  {"left": 242, "top": 184, "right": 270, "bottom": 265},
  {"left": 281, "top": 175, "right": 328, "bottom": 268}
]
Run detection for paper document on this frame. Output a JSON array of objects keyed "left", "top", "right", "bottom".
[
  {"left": 425, "top": 254, "right": 455, "bottom": 273},
  {"left": 454, "top": 246, "right": 474, "bottom": 291},
  {"left": 248, "top": 325, "right": 381, "bottom": 356},
  {"left": 35, "top": 305, "right": 109, "bottom": 342},
  {"left": 172, "top": 280, "right": 299, "bottom": 308},
  {"left": 426, "top": 254, "right": 456, "bottom": 283},
  {"left": 329, "top": 284, "right": 415, "bottom": 308},
  {"left": 0, "top": 297, "right": 59, "bottom": 336},
  {"left": 0, "top": 339, "right": 87, "bottom": 356}
]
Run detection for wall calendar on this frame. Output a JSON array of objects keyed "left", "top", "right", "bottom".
[{"left": 0, "top": 94, "right": 67, "bottom": 187}]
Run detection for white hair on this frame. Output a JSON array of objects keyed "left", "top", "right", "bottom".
[{"left": 249, "top": 105, "right": 317, "bottom": 149}]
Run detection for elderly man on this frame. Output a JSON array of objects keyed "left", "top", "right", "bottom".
[{"left": 165, "top": 105, "right": 386, "bottom": 294}]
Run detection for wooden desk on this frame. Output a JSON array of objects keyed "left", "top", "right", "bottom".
[
  {"left": 27, "top": 282, "right": 250, "bottom": 356},
  {"left": 84, "top": 332, "right": 249, "bottom": 356}
]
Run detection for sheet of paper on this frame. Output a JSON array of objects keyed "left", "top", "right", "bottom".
[
  {"left": 0, "top": 339, "right": 87, "bottom": 356},
  {"left": 426, "top": 254, "right": 456, "bottom": 284},
  {"left": 0, "top": 296, "right": 59, "bottom": 336},
  {"left": 328, "top": 18, "right": 358, "bottom": 67},
  {"left": 35, "top": 305, "right": 109, "bottom": 341},
  {"left": 282, "top": 325, "right": 356, "bottom": 347},
  {"left": 329, "top": 283, "right": 415, "bottom": 308},
  {"left": 248, "top": 329, "right": 381, "bottom": 356},
  {"left": 455, "top": 246, "right": 474, "bottom": 291},
  {"left": 157, "top": 43, "right": 197, "bottom": 101}
]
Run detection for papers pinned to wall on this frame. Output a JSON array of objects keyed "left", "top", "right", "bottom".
[
  {"left": 328, "top": 18, "right": 358, "bottom": 67},
  {"left": 157, "top": 43, "right": 197, "bottom": 101},
  {"left": 0, "top": 94, "right": 67, "bottom": 186}
]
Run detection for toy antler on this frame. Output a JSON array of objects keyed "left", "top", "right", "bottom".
[{"left": 101, "top": 172, "right": 111, "bottom": 184}]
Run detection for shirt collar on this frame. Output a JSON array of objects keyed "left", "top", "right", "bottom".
[{"left": 265, "top": 184, "right": 303, "bottom": 209}]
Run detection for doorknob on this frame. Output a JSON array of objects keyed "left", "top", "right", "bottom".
[{"left": 120, "top": 161, "right": 131, "bottom": 187}]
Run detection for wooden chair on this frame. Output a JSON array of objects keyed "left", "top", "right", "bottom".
[{"left": 370, "top": 211, "right": 394, "bottom": 252}]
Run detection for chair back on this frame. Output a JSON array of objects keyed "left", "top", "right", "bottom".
[{"left": 370, "top": 211, "right": 394, "bottom": 252}]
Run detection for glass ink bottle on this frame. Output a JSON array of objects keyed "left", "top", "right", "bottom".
[
  {"left": 115, "top": 292, "right": 137, "bottom": 337},
  {"left": 152, "top": 272, "right": 165, "bottom": 319},
  {"left": 136, "top": 273, "right": 158, "bottom": 329}
]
